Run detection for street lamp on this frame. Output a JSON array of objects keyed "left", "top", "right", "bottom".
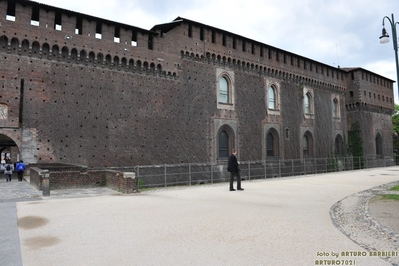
[{"left": 380, "top": 14, "right": 399, "bottom": 99}]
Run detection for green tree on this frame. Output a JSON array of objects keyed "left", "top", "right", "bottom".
[
  {"left": 348, "top": 122, "right": 364, "bottom": 169},
  {"left": 392, "top": 104, "right": 399, "bottom": 154}
]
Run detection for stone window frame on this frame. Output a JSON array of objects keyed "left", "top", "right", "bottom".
[
  {"left": 266, "top": 80, "right": 280, "bottom": 116},
  {"left": 335, "top": 134, "right": 344, "bottom": 156},
  {"left": 302, "top": 129, "right": 314, "bottom": 158},
  {"left": 332, "top": 94, "right": 341, "bottom": 119},
  {"left": 303, "top": 87, "right": 314, "bottom": 119},
  {"left": 214, "top": 119, "right": 238, "bottom": 162},
  {"left": 266, "top": 128, "right": 280, "bottom": 158},
  {"left": 0, "top": 103, "right": 8, "bottom": 119},
  {"left": 216, "top": 69, "right": 235, "bottom": 110},
  {"left": 216, "top": 125, "right": 236, "bottom": 160}
]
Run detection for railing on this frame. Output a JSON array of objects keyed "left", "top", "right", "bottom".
[{"left": 133, "top": 156, "right": 396, "bottom": 190}]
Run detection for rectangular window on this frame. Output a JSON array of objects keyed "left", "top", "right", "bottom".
[
  {"left": 260, "top": 46, "right": 263, "bottom": 57},
  {"left": 233, "top": 36, "right": 236, "bottom": 49},
  {"left": 242, "top": 40, "right": 246, "bottom": 52},
  {"left": 31, "top": 6, "right": 40, "bottom": 26},
  {"left": 222, "top": 33, "right": 226, "bottom": 46},
  {"left": 55, "top": 12, "right": 62, "bottom": 31},
  {"left": 251, "top": 43, "right": 255, "bottom": 54},
  {"left": 200, "top": 27, "right": 204, "bottom": 41},
  {"left": 148, "top": 35, "right": 153, "bottom": 50},
  {"left": 132, "top": 30, "right": 137, "bottom": 46},
  {"left": 95, "top": 21, "right": 102, "bottom": 39},
  {"left": 188, "top": 24, "right": 192, "bottom": 37},
  {"left": 6, "top": 1, "right": 16, "bottom": 21},
  {"left": 75, "top": 17, "right": 83, "bottom": 35},
  {"left": 212, "top": 30, "right": 216, "bottom": 43},
  {"left": 114, "top": 27, "right": 120, "bottom": 43}
]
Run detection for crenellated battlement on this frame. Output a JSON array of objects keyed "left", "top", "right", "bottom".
[{"left": 0, "top": 0, "right": 179, "bottom": 77}]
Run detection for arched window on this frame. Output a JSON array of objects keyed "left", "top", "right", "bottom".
[
  {"left": 303, "top": 135, "right": 309, "bottom": 156},
  {"left": 375, "top": 133, "right": 383, "bottom": 156},
  {"left": 335, "top": 134, "right": 343, "bottom": 156},
  {"left": 333, "top": 98, "right": 339, "bottom": 118},
  {"left": 303, "top": 131, "right": 313, "bottom": 157},
  {"left": 268, "top": 86, "right": 275, "bottom": 109},
  {"left": 304, "top": 93, "right": 311, "bottom": 114},
  {"left": 219, "top": 76, "right": 229, "bottom": 103},
  {"left": 267, "top": 132, "right": 274, "bottom": 156},
  {"left": 219, "top": 130, "right": 229, "bottom": 158},
  {"left": 266, "top": 129, "right": 279, "bottom": 157},
  {"left": 217, "top": 125, "right": 235, "bottom": 159}
]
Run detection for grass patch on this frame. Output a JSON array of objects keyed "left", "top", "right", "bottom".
[
  {"left": 380, "top": 194, "right": 399, "bottom": 201},
  {"left": 389, "top": 185, "right": 399, "bottom": 191}
]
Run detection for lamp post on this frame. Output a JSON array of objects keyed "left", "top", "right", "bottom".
[{"left": 380, "top": 14, "right": 399, "bottom": 99}]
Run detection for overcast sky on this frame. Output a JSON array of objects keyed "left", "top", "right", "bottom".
[{"left": 35, "top": 0, "right": 399, "bottom": 102}]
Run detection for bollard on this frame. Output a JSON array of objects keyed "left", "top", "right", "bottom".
[
  {"left": 41, "top": 170, "right": 50, "bottom": 197},
  {"left": 123, "top": 172, "right": 136, "bottom": 193}
]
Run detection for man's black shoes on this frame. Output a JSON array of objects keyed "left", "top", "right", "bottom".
[
  {"left": 230, "top": 189, "right": 236, "bottom": 191},
  {"left": 237, "top": 188, "right": 244, "bottom": 191}
]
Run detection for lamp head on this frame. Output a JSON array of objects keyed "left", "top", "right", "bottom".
[{"left": 380, "top": 27, "right": 390, "bottom": 44}]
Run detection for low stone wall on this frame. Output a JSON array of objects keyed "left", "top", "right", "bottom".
[
  {"left": 46, "top": 170, "right": 106, "bottom": 190},
  {"left": 107, "top": 172, "right": 136, "bottom": 193},
  {"left": 29, "top": 167, "right": 44, "bottom": 190},
  {"left": 29, "top": 165, "right": 137, "bottom": 193}
]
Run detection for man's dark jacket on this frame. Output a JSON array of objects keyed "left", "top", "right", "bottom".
[{"left": 227, "top": 153, "right": 240, "bottom": 172}]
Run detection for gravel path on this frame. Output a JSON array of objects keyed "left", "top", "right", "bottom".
[{"left": 330, "top": 181, "right": 399, "bottom": 265}]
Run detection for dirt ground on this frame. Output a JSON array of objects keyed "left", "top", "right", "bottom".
[{"left": 368, "top": 196, "right": 399, "bottom": 235}]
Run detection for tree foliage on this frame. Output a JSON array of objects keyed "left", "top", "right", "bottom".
[
  {"left": 348, "top": 122, "right": 364, "bottom": 169},
  {"left": 392, "top": 104, "right": 399, "bottom": 153}
]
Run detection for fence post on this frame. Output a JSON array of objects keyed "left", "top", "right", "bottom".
[
  {"left": 326, "top": 158, "right": 328, "bottom": 173},
  {"left": 304, "top": 158, "right": 306, "bottom": 175},
  {"left": 248, "top": 162, "right": 251, "bottom": 181},
  {"left": 136, "top": 166, "right": 140, "bottom": 190},
  {"left": 291, "top": 159, "right": 294, "bottom": 176},
  {"left": 41, "top": 170, "right": 50, "bottom": 197},
  {"left": 189, "top": 163, "right": 192, "bottom": 186},
  {"left": 211, "top": 164, "right": 213, "bottom": 184},
  {"left": 279, "top": 160, "right": 281, "bottom": 177},
  {"left": 164, "top": 164, "right": 167, "bottom": 188},
  {"left": 264, "top": 160, "right": 267, "bottom": 179}
]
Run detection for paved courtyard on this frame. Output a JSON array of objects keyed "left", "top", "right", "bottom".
[{"left": 1, "top": 167, "right": 399, "bottom": 266}]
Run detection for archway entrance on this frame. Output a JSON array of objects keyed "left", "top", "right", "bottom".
[{"left": 0, "top": 134, "right": 20, "bottom": 164}]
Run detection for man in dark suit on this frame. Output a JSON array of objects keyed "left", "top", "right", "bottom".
[{"left": 227, "top": 149, "right": 244, "bottom": 191}]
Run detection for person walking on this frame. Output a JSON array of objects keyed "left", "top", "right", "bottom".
[
  {"left": 4, "top": 162, "right": 13, "bottom": 182},
  {"left": 227, "top": 149, "right": 244, "bottom": 191},
  {"left": 16, "top": 160, "right": 26, "bottom": 182}
]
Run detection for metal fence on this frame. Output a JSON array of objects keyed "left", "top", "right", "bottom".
[{"left": 133, "top": 156, "right": 397, "bottom": 190}]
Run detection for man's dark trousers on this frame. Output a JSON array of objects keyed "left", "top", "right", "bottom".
[{"left": 230, "top": 171, "right": 241, "bottom": 190}]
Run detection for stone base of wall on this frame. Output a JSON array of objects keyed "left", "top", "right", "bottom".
[{"left": 29, "top": 164, "right": 137, "bottom": 194}]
